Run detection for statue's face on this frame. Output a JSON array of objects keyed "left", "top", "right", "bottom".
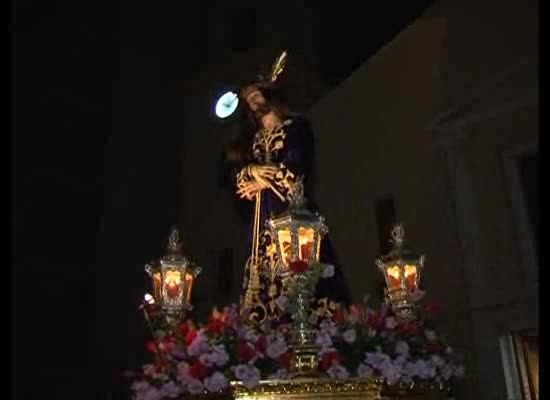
[{"left": 245, "top": 90, "right": 266, "bottom": 112}]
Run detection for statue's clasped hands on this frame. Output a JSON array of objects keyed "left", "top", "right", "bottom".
[{"left": 237, "top": 164, "right": 279, "bottom": 200}]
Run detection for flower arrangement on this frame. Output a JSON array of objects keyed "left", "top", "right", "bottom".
[{"left": 128, "top": 259, "right": 464, "bottom": 400}]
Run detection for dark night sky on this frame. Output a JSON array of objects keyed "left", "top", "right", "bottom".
[{"left": 13, "top": 1, "right": 435, "bottom": 399}]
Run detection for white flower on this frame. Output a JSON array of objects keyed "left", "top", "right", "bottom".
[
  {"left": 199, "top": 345, "right": 230, "bottom": 368},
  {"left": 431, "top": 355, "right": 445, "bottom": 367},
  {"left": 424, "top": 329, "right": 437, "bottom": 341},
  {"left": 142, "top": 364, "right": 167, "bottom": 381},
  {"left": 160, "top": 381, "right": 182, "bottom": 398},
  {"left": 394, "top": 354, "right": 408, "bottom": 367},
  {"left": 212, "top": 344, "right": 230, "bottom": 367},
  {"left": 395, "top": 341, "right": 410, "bottom": 357},
  {"left": 233, "top": 364, "right": 261, "bottom": 389},
  {"left": 319, "top": 319, "right": 338, "bottom": 336},
  {"left": 266, "top": 337, "right": 288, "bottom": 359},
  {"left": 321, "top": 263, "right": 335, "bottom": 278},
  {"left": 453, "top": 365, "right": 465, "bottom": 378},
  {"left": 186, "top": 379, "right": 205, "bottom": 395},
  {"left": 327, "top": 364, "right": 350, "bottom": 379},
  {"left": 315, "top": 332, "right": 333, "bottom": 349},
  {"left": 187, "top": 331, "right": 210, "bottom": 356},
  {"left": 135, "top": 386, "right": 162, "bottom": 400},
  {"left": 441, "top": 363, "right": 454, "bottom": 381},
  {"left": 403, "top": 362, "right": 420, "bottom": 378},
  {"left": 268, "top": 369, "right": 289, "bottom": 380},
  {"left": 357, "top": 363, "right": 374, "bottom": 378},
  {"left": 131, "top": 380, "right": 150, "bottom": 392},
  {"left": 342, "top": 329, "right": 357, "bottom": 344},
  {"left": 385, "top": 317, "right": 398, "bottom": 330},
  {"left": 204, "top": 372, "right": 229, "bottom": 392},
  {"left": 364, "top": 351, "right": 391, "bottom": 368},
  {"left": 416, "top": 360, "right": 436, "bottom": 380},
  {"left": 380, "top": 362, "right": 402, "bottom": 385}
]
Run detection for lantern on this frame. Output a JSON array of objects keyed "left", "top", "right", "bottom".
[
  {"left": 375, "top": 224, "right": 425, "bottom": 321},
  {"left": 266, "top": 178, "right": 328, "bottom": 277},
  {"left": 145, "top": 226, "right": 201, "bottom": 324}
]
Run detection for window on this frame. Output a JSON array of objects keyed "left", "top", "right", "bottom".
[{"left": 231, "top": 8, "right": 256, "bottom": 52}]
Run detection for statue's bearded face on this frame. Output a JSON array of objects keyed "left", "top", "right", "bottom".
[{"left": 245, "top": 90, "right": 268, "bottom": 113}]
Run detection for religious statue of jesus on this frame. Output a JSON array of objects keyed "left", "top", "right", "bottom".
[{"left": 224, "top": 52, "right": 350, "bottom": 324}]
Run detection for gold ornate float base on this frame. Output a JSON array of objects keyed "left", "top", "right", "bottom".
[
  {"left": 231, "top": 378, "right": 383, "bottom": 400},
  {"left": 229, "top": 378, "right": 451, "bottom": 400}
]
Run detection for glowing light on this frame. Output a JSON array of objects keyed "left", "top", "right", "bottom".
[{"left": 215, "top": 91, "right": 239, "bottom": 118}]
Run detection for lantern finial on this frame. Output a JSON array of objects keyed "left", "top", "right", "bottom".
[
  {"left": 288, "top": 176, "right": 306, "bottom": 208},
  {"left": 390, "top": 224, "right": 406, "bottom": 249},
  {"left": 167, "top": 225, "right": 183, "bottom": 253}
]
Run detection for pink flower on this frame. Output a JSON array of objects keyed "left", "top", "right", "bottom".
[
  {"left": 319, "top": 319, "right": 338, "bottom": 336},
  {"left": 204, "top": 372, "right": 229, "bottom": 392},
  {"left": 266, "top": 336, "right": 288, "bottom": 359},
  {"left": 385, "top": 317, "right": 398, "bottom": 330},
  {"left": 327, "top": 364, "right": 350, "bottom": 379},
  {"left": 135, "top": 386, "right": 162, "bottom": 400},
  {"left": 357, "top": 363, "right": 374, "bottom": 378},
  {"left": 233, "top": 364, "right": 260, "bottom": 389},
  {"left": 177, "top": 361, "right": 191, "bottom": 383},
  {"left": 131, "top": 381, "right": 150, "bottom": 392},
  {"left": 342, "top": 329, "right": 357, "bottom": 344},
  {"left": 380, "top": 361, "right": 402, "bottom": 385},
  {"left": 159, "top": 381, "right": 182, "bottom": 398},
  {"left": 315, "top": 332, "right": 333, "bottom": 349},
  {"left": 186, "top": 379, "right": 205, "bottom": 395},
  {"left": 187, "top": 331, "right": 210, "bottom": 356}
]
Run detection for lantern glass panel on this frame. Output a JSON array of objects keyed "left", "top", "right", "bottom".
[
  {"left": 153, "top": 272, "right": 162, "bottom": 300},
  {"left": 387, "top": 265, "right": 401, "bottom": 289},
  {"left": 183, "top": 273, "right": 194, "bottom": 303},
  {"left": 404, "top": 264, "right": 417, "bottom": 290},
  {"left": 298, "top": 226, "right": 315, "bottom": 261},
  {"left": 277, "top": 229, "right": 292, "bottom": 265},
  {"left": 164, "top": 269, "right": 182, "bottom": 299}
]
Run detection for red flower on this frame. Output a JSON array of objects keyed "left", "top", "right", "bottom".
[
  {"left": 161, "top": 335, "right": 177, "bottom": 352},
  {"left": 176, "top": 322, "right": 189, "bottom": 338},
  {"left": 154, "top": 359, "right": 168, "bottom": 373},
  {"left": 255, "top": 335, "right": 267, "bottom": 354},
  {"left": 146, "top": 341, "right": 158, "bottom": 353},
  {"left": 279, "top": 351, "right": 293, "bottom": 370},
  {"left": 427, "top": 341, "right": 443, "bottom": 354},
  {"left": 206, "top": 318, "right": 224, "bottom": 335},
  {"left": 319, "top": 351, "right": 341, "bottom": 370},
  {"left": 185, "top": 329, "right": 198, "bottom": 346},
  {"left": 423, "top": 301, "right": 443, "bottom": 314},
  {"left": 333, "top": 307, "right": 345, "bottom": 323},
  {"left": 189, "top": 361, "right": 208, "bottom": 380},
  {"left": 238, "top": 341, "right": 257, "bottom": 363},
  {"left": 396, "top": 321, "right": 419, "bottom": 336},
  {"left": 289, "top": 260, "right": 309, "bottom": 274},
  {"left": 366, "top": 312, "right": 385, "bottom": 331}
]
